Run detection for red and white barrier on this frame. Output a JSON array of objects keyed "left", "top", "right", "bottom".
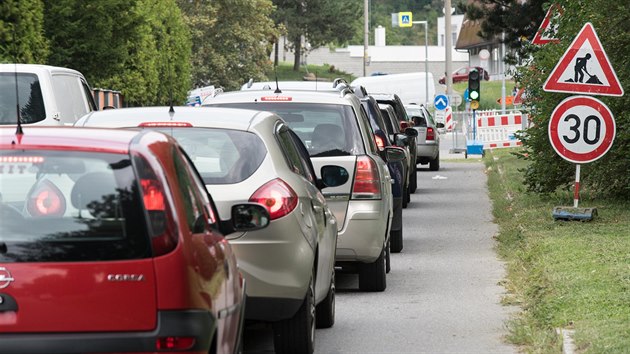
[
  {"left": 445, "top": 106, "right": 453, "bottom": 131},
  {"left": 475, "top": 113, "right": 523, "bottom": 149}
]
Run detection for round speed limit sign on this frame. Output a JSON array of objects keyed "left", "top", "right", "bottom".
[{"left": 548, "top": 96, "right": 616, "bottom": 163}]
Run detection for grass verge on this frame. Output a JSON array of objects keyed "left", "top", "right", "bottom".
[
  {"left": 485, "top": 148, "right": 630, "bottom": 353},
  {"left": 265, "top": 62, "right": 355, "bottom": 83}
]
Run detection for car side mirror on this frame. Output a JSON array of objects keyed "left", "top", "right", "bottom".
[
  {"left": 229, "top": 203, "right": 270, "bottom": 232},
  {"left": 393, "top": 133, "right": 408, "bottom": 147},
  {"left": 384, "top": 146, "right": 405, "bottom": 162},
  {"left": 404, "top": 127, "right": 418, "bottom": 138},
  {"left": 318, "top": 165, "right": 349, "bottom": 189},
  {"left": 436, "top": 122, "right": 445, "bottom": 129}
]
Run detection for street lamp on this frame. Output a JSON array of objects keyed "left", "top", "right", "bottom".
[{"left": 413, "top": 20, "right": 428, "bottom": 105}]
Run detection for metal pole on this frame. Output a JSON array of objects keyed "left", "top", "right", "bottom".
[
  {"left": 445, "top": 0, "right": 453, "bottom": 95},
  {"left": 501, "top": 31, "right": 506, "bottom": 113},
  {"left": 363, "top": 0, "right": 368, "bottom": 77},
  {"left": 425, "top": 22, "right": 428, "bottom": 105},
  {"left": 573, "top": 164, "right": 581, "bottom": 208}
]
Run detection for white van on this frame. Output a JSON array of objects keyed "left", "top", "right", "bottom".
[
  {"left": 351, "top": 72, "right": 436, "bottom": 106},
  {"left": 0, "top": 64, "right": 97, "bottom": 126}
]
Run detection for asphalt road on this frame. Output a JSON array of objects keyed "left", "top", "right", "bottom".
[{"left": 243, "top": 155, "right": 516, "bottom": 353}]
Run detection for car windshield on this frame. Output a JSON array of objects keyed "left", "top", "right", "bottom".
[
  {"left": 152, "top": 127, "right": 266, "bottom": 184},
  {"left": 0, "top": 73, "right": 46, "bottom": 124},
  {"left": 209, "top": 102, "right": 365, "bottom": 157},
  {"left": 0, "top": 150, "right": 149, "bottom": 262}
]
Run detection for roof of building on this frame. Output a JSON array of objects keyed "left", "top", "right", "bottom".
[{"left": 455, "top": 19, "right": 496, "bottom": 50}]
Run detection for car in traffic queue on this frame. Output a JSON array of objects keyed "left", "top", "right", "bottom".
[
  {"left": 75, "top": 106, "right": 348, "bottom": 353},
  {"left": 378, "top": 103, "right": 413, "bottom": 208},
  {"left": 404, "top": 103, "right": 443, "bottom": 171},
  {"left": 369, "top": 93, "right": 419, "bottom": 193},
  {"left": 438, "top": 66, "right": 490, "bottom": 85},
  {"left": 0, "top": 126, "right": 268, "bottom": 354},
  {"left": 203, "top": 88, "right": 406, "bottom": 292}
]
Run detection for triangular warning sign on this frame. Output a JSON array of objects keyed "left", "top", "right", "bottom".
[
  {"left": 543, "top": 22, "right": 624, "bottom": 97},
  {"left": 532, "top": 4, "right": 562, "bottom": 45}
]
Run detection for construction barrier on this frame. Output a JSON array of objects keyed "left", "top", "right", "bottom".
[
  {"left": 444, "top": 106, "right": 453, "bottom": 131},
  {"left": 92, "top": 88, "right": 124, "bottom": 109},
  {"left": 475, "top": 112, "right": 523, "bottom": 149}
]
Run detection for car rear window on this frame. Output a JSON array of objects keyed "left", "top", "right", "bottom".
[
  {"left": 0, "top": 73, "right": 46, "bottom": 125},
  {"left": 210, "top": 102, "right": 365, "bottom": 157},
  {"left": 153, "top": 127, "right": 266, "bottom": 184},
  {"left": 0, "top": 150, "right": 150, "bottom": 262}
]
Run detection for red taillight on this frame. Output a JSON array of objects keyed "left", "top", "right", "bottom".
[
  {"left": 156, "top": 336, "right": 195, "bottom": 351},
  {"left": 138, "top": 122, "right": 192, "bottom": 127},
  {"left": 249, "top": 179, "right": 298, "bottom": 220},
  {"left": 141, "top": 179, "right": 166, "bottom": 211},
  {"left": 0, "top": 156, "right": 44, "bottom": 163},
  {"left": 400, "top": 121, "right": 411, "bottom": 130},
  {"left": 27, "top": 180, "right": 66, "bottom": 217},
  {"left": 260, "top": 96, "right": 292, "bottom": 101},
  {"left": 352, "top": 156, "right": 381, "bottom": 199},
  {"left": 374, "top": 134, "right": 385, "bottom": 149},
  {"left": 426, "top": 127, "right": 435, "bottom": 141}
]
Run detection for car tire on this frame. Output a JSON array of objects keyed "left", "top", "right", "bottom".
[
  {"left": 402, "top": 187, "right": 409, "bottom": 208},
  {"left": 273, "top": 276, "right": 315, "bottom": 354},
  {"left": 358, "top": 247, "right": 387, "bottom": 292},
  {"left": 390, "top": 227, "right": 403, "bottom": 253},
  {"left": 409, "top": 167, "right": 417, "bottom": 193},
  {"left": 315, "top": 269, "right": 335, "bottom": 329},
  {"left": 429, "top": 153, "right": 440, "bottom": 171},
  {"left": 385, "top": 238, "right": 391, "bottom": 274}
]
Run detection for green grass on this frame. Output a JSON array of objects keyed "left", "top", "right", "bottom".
[
  {"left": 265, "top": 62, "right": 355, "bottom": 83},
  {"left": 485, "top": 149, "right": 630, "bottom": 353}
]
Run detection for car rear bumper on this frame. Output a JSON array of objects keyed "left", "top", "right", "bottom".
[
  {"left": 335, "top": 201, "right": 390, "bottom": 263},
  {"left": 0, "top": 310, "right": 214, "bottom": 354},
  {"left": 416, "top": 142, "right": 439, "bottom": 163},
  {"left": 244, "top": 296, "right": 303, "bottom": 322}
]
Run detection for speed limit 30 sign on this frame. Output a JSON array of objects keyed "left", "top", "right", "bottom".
[{"left": 548, "top": 95, "right": 615, "bottom": 163}]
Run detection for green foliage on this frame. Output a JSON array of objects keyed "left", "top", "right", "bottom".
[
  {"left": 266, "top": 62, "right": 355, "bottom": 83},
  {"left": 518, "top": 0, "right": 630, "bottom": 200},
  {"left": 0, "top": 0, "right": 49, "bottom": 63},
  {"left": 486, "top": 149, "right": 630, "bottom": 352},
  {"left": 179, "top": 0, "right": 277, "bottom": 91}
]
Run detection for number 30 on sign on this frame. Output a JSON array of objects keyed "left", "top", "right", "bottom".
[{"left": 548, "top": 95, "right": 615, "bottom": 164}]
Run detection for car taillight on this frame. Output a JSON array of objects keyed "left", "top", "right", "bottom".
[
  {"left": 352, "top": 156, "right": 381, "bottom": 199},
  {"left": 134, "top": 154, "right": 176, "bottom": 256},
  {"left": 27, "top": 180, "right": 66, "bottom": 217},
  {"left": 156, "top": 336, "right": 195, "bottom": 351},
  {"left": 249, "top": 178, "right": 298, "bottom": 220},
  {"left": 426, "top": 127, "right": 435, "bottom": 141},
  {"left": 138, "top": 122, "right": 193, "bottom": 127},
  {"left": 374, "top": 134, "right": 385, "bottom": 149}
]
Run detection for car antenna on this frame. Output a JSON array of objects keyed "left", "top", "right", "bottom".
[
  {"left": 11, "top": 29, "right": 23, "bottom": 143},
  {"left": 274, "top": 67, "right": 281, "bottom": 94}
]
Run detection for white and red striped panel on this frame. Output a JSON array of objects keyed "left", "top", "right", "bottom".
[{"left": 475, "top": 113, "right": 523, "bottom": 150}]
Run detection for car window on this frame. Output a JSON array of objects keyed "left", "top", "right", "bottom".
[
  {"left": 172, "top": 147, "right": 214, "bottom": 233},
  {"left": 288, "top": 129, "right": 317, "bottom": 184},
  {"left": 51, "top": 74, "right": 91, "bottom": 124},
  {"left": 357, "top": 105, "right": 379, "bottom": 154},
  {"left": 211, "top": 102, "right": 365, "bottom": 157},
  {"left": 0, "top": 150, "right": 149, "bottom": 262},
  {"left": 379, "top": 108, "right": 396, "bottom": 134},
  {"left": 153, "top": 127, "right": 266, "bottom": 185},
  {"left": 456, "top": 67, "right": 468, "bottom": 75},
  {"left": 81, "top": 78, "right": 97, "bottom": 112},
  {"left": 0, "top": 73, "right": 46, "bottom": 124},
  {"left": 276, "top": 124, "right": 308, "bottom": 177}
]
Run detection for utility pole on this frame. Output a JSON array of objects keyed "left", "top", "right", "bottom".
[
  {"left": 445, "top": 0, "right": 453, "bottom": 95},
  {"left": 363, "top": 0, "right": 368, "bottom": 77}
]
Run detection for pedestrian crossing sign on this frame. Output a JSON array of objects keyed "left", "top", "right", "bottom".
[
  {"left": 543, "top": 22, "right": 623, "bottom": 97},
  {"left": 399, "top": 12, "right": 412, "bottom": 28}
]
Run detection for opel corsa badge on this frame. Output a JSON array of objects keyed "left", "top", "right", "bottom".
[{"left": 0, "top": 267, "right": 15, "bottom": 289}]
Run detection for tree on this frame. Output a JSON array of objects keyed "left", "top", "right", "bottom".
[
  {"left": 178, "top": 0, "right": 278, "bottom": 91},
  {"left": 44, "top": 0, "right": 191, "bottom": 106},
  {"left": 0, "top": 0, "right": 49, "bottom": 63},
  {"left": 273, "top": 0, "right": 359, "bottom": 71},
  {"left": 460, "top": 0, "right": 547, "bottom": 64}
]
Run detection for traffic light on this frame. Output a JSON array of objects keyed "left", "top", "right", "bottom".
[{"left": 468, "top": 68, "right": 481, "bottom": 103}]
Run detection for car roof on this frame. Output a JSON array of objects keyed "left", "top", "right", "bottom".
[
  {"left": 0, "top": 126, "right": 140, "bottom": 153},
  {"left": 77, "top": 106, "right": 278, "bottom": 131},
  {"left": 0, "top": 63, "right": 84, "bottom": 76},
  {"left": 241, "top": 80, "right": 339, "bottom": 91},
  {"left": 204, "top": 89, "right": 355, "bottom": 106}
]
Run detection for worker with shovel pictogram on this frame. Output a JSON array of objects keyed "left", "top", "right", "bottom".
[{"left": 568, "top": 53, "right": 603, "bottom": 84}]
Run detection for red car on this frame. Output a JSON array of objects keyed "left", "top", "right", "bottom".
[
  {"left": 0, "top": 126, "right": 269, "bottom": 354},
  {"left": 439, "top": 66, "right": 490, "bottom": 84}
]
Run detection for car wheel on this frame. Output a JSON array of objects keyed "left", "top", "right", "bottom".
[
  {"left": 402, "top": 187, "right": 409, "bottom": 208},
  {"left": 385, "top": 238, "right": 391, "bottom": 274},
  {"left": 315, "top": 269, "right": 335, "bottom": 329},
  {"left": 409, "top": 168, "right": 417, "bottom": 193},
  {"left": 359, "top": 247, "right": 387, "bottom": 292},
  {"left": 390, "top": 227, "right": 403, "bottom": 253},
  {"left": 429, "top": 153, "right": 440, "bottom": 171},
  {"left": 273, "top": 276, "right": 315, "bottom": 354}
]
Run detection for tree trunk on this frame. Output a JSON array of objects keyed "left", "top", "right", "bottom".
[{"left": 293, "top": 36, "right": 301, "bottom": 71}]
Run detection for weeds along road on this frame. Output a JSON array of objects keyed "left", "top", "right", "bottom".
[{"left": 243, "top": 160, "right": 517, "bottom": 353}]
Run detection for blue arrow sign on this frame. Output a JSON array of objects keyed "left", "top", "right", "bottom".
[{"left": 434, "top": 94, "right": 449, "bottom": 110}]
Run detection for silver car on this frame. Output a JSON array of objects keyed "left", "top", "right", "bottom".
[
  {"left": 76, "top": 106, "right": 348, "bottom": 353},
  {"left": 404, "top": 103, "right": 443, "bottom": 171},
  {"left": 204, "top": 89, "right": 405, "bottom": 292}
]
